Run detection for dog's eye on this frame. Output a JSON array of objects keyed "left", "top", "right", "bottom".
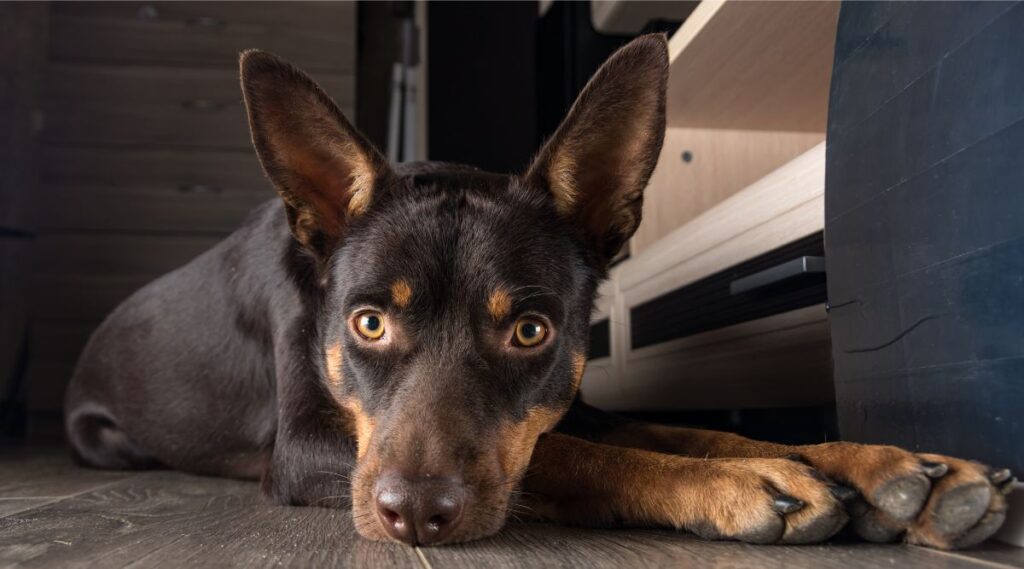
[
  {"left": 514, "top": 318, "right": 547, "bottom": 347},
  {"left": 355, "top": 311, "right": 386, "bottom": 340}
]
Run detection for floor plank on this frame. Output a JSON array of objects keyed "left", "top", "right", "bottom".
[
  {"left": 0, "top": 470, "right": 419, "bottom": 568},
  {"left": 0, "top": 449, "right": 135, "bottom": 499},
  {"left": 121, "top": 499, "right": 420, "bottom": 568},
  {"left": 0, "top": 499, "right": 55, "bottom": 519},
  {"left": 419, "top": 522, "right": 1015, "bottom": 569},
  {"left": 0, "top": 451, "right": 1018, "bottom": 568}
]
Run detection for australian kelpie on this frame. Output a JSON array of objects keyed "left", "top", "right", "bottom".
[{"left": 64, "top": 35, "right": 1011, "bottom": 548}]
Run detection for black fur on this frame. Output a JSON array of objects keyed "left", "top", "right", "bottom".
[{"left": 64, "top": 34, "right": 671, "bottom": 544}]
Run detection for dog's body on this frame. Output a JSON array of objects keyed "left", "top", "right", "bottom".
[{"left": 65, "top": 36, "right": 1010, "bottom": 549}]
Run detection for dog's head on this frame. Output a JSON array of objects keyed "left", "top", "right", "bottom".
[{"left": 240, "top": 35, "right": 667, "bottom": 545}]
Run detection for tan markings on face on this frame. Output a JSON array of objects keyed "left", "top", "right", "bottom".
[
  {"left": 390, "top": 279, "right": 413, "bottom": 309},
  {"left": 571, "top": 351, "right": 586, "bottom": 391},
  {"left": 325, "top": 342, "right": 343, "bottom": 387},
  {"left": 488, "top": 287, "right": 512, "bottom": 322},
  {"left": 497, "top": 406, "right": 564, "bottom": 479},
  {"left": 342, "top": 397, "right": 376, "bottom": 459}
]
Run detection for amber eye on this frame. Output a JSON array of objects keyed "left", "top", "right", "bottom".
[
  {"left": 514, "top": 318, "right": 547, "bottom": 347},
  {"left": 355, "top": 311, "right": 386, "bottom": 340}
]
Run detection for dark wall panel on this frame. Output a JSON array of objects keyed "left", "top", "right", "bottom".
[
  {"left": 826, "top": 1, "right": 1023, "bottom": 472},
  {"left": 427, "top": 1, "right": 536, "bottom": 173}
]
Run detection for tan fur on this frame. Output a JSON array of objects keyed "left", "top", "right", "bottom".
[
  {"left": 570, "top": 351, "right": 586, "bottom": 391},
  {"left": 343, "top": 141, "right": 375, "bottom": 216},
  {"left": 487, "top": 288, "right": 512, "bottom": 322},
  {"left": 341, "top": 397, "right": 375, "bottom": 459},
  {"left": 325, "top": 342, "right": 343, "bottom": 387},
  {"left": 549, "top": 150, "right": 579, "bottom": 215},
  {"left": 497, "top": 407, "right": 564, "bottom": 479},
  {"left": 390, "top": 279, "right": 413, "bottom": 309},
  {"left": 596, "top": 422, "right": 1008, "bottom": 547},
  {"left": 522, "top": 433, "right": 841, "bottom": 541}
]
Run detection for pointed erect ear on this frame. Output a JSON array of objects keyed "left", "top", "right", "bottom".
[
  {"left": 526, "top": 34, "right": 668, "bottom": 262},
  {"left": 240, "top": 49, "right": 389, "bottom": 258}
]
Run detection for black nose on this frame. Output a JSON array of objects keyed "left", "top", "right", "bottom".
[{"left": 374, "top": 472, "right": 466, "bottom": 545}]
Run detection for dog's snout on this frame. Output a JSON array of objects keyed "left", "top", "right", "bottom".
[{"left": 374, "top": 471, "right": 466, "bottom": 545}]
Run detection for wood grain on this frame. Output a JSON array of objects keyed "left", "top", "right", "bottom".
[
  {"left": 0, "top": 470, "right": 419, "bottom": 568},
  {"left": 37, "top": 184, "right": 273, "bottom": 233},
  {"left": 634, "top": 127, "right": 823, "bottom": 254},
  {"left": 44, "top": 62, "right": 354, "bottom": 110},
  {"left": 0, "top": 451, "right": 1018, "bottom": 567},
  {"left": 33, "top": 233, "right": 220, "bottom": 279},
  {"left": 49, "top": 2, "right": 356, "bottom": 73},
  {"left": 0, "top": 451, "right": 132, "bottom": 499},
  {"left": 666, "top": 1, "right": 839, "bottom": 131},
  {"left": 33, "top": 274, "right": 153, "bottom": 322},
  {"left": 0, "top": 499, "right": 53, "bottom": 519},
  {"left": 420, "top": 521, "right": 999, "bottom": 569},
  {"left": 40, "top": 147, "right": 267, "bottom": 192}
]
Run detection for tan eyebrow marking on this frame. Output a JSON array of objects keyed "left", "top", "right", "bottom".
[
  {"left": 325, "top": 341, "right": 343, "bottom": 387},
  {"left": 390, "top": 279, "right": 413, "bottom": 309},
  {"left": 571, "top": 351, "right": 586, "bottom": 391},
  {"left": 488, "top": 287, "right": 512, "bottom": 321}
]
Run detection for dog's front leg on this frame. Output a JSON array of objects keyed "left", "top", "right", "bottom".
[
  {"left": 260, "top": 344, "right": 357, "bottom": 509},
  {"left": 520, "top": 432, "right": 848, "bottom": 544},
  {"left": 563, "top": 402, "right": 1011, "bottom": 549}
]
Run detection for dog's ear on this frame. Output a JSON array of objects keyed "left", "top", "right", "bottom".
[
  {"left": 525, "top": 34, "right": 668, "bottom": 263},
  {"left": 240, "top": 50, "right": 388, "bottom": 258}
]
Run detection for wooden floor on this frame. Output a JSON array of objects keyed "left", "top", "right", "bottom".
[{"left": 0, "top": 449, "right": 1020, "bottom": 568}]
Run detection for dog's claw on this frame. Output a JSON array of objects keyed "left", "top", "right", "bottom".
[
  {"left": 829, "top": 484, "right": 859, "bottom": 502},
  {"left": 921, "top": 461, "right": 949, "bottom": 478},
  {"left": 998, "top": 477, "right": 1017, "bottom": 495},
  {"left": 989, "top": 468, "right": 1012, "bottom": 484},
  {"left": 773, "top": 495, "right": 805, "bottom": 514}
]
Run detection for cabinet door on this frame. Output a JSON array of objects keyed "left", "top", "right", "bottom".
[{"left": 826, "top": 1, "right": 1024, "bottom": 473}]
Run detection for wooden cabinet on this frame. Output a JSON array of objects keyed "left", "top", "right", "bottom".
[{"left": 580, "top": 1, "right": 840, "bottom": 412}]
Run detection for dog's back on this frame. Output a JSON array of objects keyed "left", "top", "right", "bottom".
[{"left": 65, "top": 200, "right": 289, "bottom": 476}]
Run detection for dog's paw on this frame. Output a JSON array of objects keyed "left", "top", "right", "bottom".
[
  {"left": 680, "top": 458, "right": 849, "bottom": 544},
  {"left": 804, "top": 444, "right": 1013, "bottom": 549}
]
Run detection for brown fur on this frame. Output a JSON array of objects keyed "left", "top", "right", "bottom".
[
  {"left": 592, "top": 421, "right": 1008, "bottom": 548},
  {"left": 487, "top": 288, "right": 512, "bottom": 322},
  {"left": 390, "top": 279, "right": 413, "bottom": 309},
  {"left": 325, "top": 342, "right": 343, "bottom": 387},
  {"left": 341, "top": 397, "right": 375, "bottom": 460},
  {"left": 497, "top": 407, "right": 565, "bottom": 479},
  {"left": 570, "top": 352, "right": 586, "bottom": 391},
  {"left": 526, "top": 35, "right": 668, "bottom": 259},
  {"left": 521, "top": 433, "right": 844, "bottom": 543},
  {"left": 240, "top": 49, "right": 386, "bottom": 258}
]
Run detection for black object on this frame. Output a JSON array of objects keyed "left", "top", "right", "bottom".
[
  {"left": 730, "top": 256, "right": 826, "bottom": 296},
  {"left": 425, "top": 2, "right": 537, "bottom": 172},
  {"left": 826, "top": 1, "right": 1023, "bottom": 473},
  {"left": 588, "top": 319, "right": 610, "bottom": 360},
  {"left": 631, "top": 233, "right": 826, "bottom": 350}
]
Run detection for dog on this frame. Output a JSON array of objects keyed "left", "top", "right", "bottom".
[{"left": 64, "top": 34, "right": 1012, "bottom": 549}]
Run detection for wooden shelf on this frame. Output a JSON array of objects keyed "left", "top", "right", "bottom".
[
  {"left": 580, "top": 3, "right": 841, "bottom": 411},
  {"left": 666, "top": 0, "right": 839, "bottom": 132},
  {"left": 583, "top": 145, "right": 828, "bottom": 411}
]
